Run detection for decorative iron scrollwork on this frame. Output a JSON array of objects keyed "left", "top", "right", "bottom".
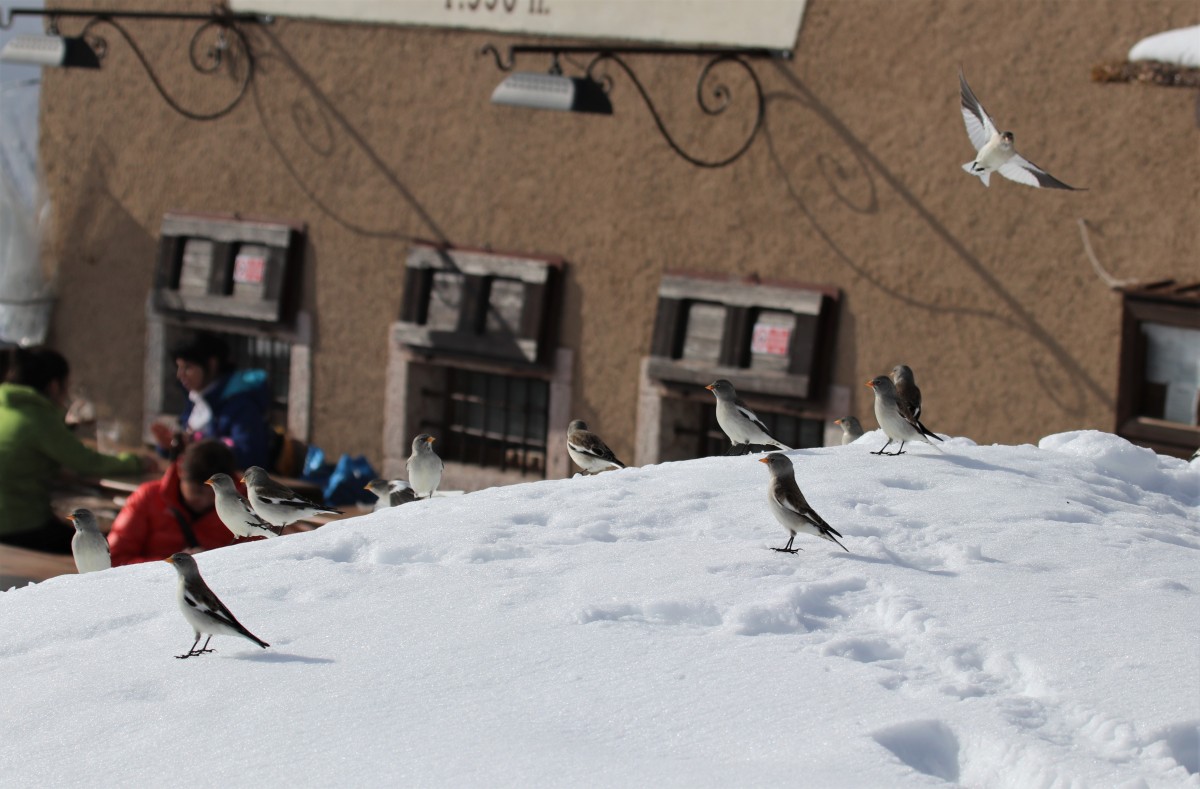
[
  {"left": 2, "top": 5, "right": 266, "bottom": 122},
  {"left": 481, "top": 43, "right": 786, "bottom": 169}
]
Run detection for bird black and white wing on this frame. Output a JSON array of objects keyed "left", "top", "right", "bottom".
[
  {"left": 568, "top": 432, "right": 625, "bottom": 468},
  {"left": 182, "top": 583, "right": 266, "bottom": 646},
  {"left": 997, "top": 155, "right": 1081, "bottom": 190},
  {"left": 773, "top": 481, "right": 848, "bottom": 550},
  {"left": 237, "top": 497, "right": 285, "bottom": 536},
  {"left": 959, "top": 68, "right": 998, "bottom": 152},
  {"left": 735, "top": 400, "right": 773, "bottom": 436},
  {"left": 774, "top": 482, "right": 828, "bottom": 532}
]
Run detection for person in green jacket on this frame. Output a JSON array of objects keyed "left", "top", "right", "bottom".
[{"left": 0, "top": 347, "right": 157, "bottom": 554}]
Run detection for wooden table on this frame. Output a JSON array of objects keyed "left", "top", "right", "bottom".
[
  {"left": 93, "top": 471, "right": 325, "bottom": 499},
  {"left": 0, "top": 544, "right": 77, "bottom": 590}
]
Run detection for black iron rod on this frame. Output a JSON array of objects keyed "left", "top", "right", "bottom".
[{"left": 2, "top": 7, "right": 267, "bottom": 27}]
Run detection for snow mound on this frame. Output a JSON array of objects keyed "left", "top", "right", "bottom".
[
  {"left": 2, "top": 432, "right": 1198, "bottom": 786},
  {"left": 1039, "top": 430, "right": 1199, "bottom": 501}
]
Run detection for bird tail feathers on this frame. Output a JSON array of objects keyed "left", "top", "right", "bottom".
[
  {"left": 962, "top": 162, "right": 990, "bottom": 187},
  {"left": 915, "top": 419, "right": 944, "bottom": 442},
  {"left": 825, "top": 532, "right": 850, "bottom": 552}
]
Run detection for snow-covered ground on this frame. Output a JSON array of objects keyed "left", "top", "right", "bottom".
[{"left": 2, "top": 430, "right": 1198, "bottom": 787}]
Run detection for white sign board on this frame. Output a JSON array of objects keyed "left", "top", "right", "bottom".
[{"left": 230, "top": 0, "right": 807, "bottom": 52}]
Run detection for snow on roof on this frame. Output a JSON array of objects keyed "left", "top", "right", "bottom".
[{"left": 1128, "top": 25, "right": 1200, "bottom": 67}]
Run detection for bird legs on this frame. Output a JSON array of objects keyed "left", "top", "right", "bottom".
[
  {"left": 771, "top": 534, "right": 803, "bottom": 554},
  {"left": 871, "top": 439, "right": 906, "bottom": 456},
  {"left": 176, "top": 634, "right": 215, "bottom": 659}
]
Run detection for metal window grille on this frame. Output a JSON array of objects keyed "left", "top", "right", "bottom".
[{"left": 432, "top": 368, "right": 549, "bottom": 475}]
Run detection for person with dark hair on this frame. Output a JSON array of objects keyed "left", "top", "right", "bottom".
[
  {"left": 0, "top": 346, "right": 158, "bottom": 554},
  {"left": 150, "top": 332, "right": 274, "bottom": 470},
  {"left": 108, "top": 440, "right": 246, "bottom": 565}
]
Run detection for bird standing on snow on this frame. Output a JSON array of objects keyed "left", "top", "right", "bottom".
[
  {"left": 365, "top": 479, "right": 418, "bottom": 511},
  {"left": 706, "top": 380, "right": 790, "bottom": 451},
  {"left": 206, "top": 473, "right": 283, "bottom": 539},
  {"left": 567, "top": 419, "right": 625, "bottom": 474},
  {"left": 68, "top": 508, "right": 111, "bottom": 573},
  {"left": 165, "top": 552, "right": 269, "bottom": 659},
  {"left": 866, "top": 376, "right": 943, "bottom": 455},
  {"left": 959, "top": 67, "right": 1082, "bottom": 190},
  {"left": 407, "top": 434, "right": 443, "bottom": 499},
  {"left": 759, "top": 453, "right": 848, "bottom": 554},
  {"left": 834, "top": 416, "right": 864, "bottom": 445},
  {"left": 243, "top": 466, "right": 341, "bottom": 528}
]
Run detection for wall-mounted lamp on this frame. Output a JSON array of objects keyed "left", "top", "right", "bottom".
[
  {"left": 0, "top": 6, "right": 269, "bottom": 121},
  {"left": 1, "top": 33, "right": 100, "bottom": 68},
  {"left": 491, "top": 69, "right": 612, "bottom": 115},
  {"left": 481, "top": 43, "right": 789, "bottom": 168}
]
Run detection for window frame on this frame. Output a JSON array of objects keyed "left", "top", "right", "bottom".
[
  {"left": 1115, "top": 284, "right": 1200, "bottom": 458},
  {"left": 647, "top": 271, "right": 839, "bottom": 401},
  {"left": 385, "top": 244, "right": 571, "bottom": 488},
  {"left": 636, "top": 271, "right": 843, "bottom": 465}
]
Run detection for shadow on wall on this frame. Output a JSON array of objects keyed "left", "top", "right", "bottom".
[
  {"left": 246, "top": 22, "right": 450, "bottom": 247},
  {"left": 51, "top": 143, "right": 157, "bottom": 429},
  {"left": 764, "top": 61, "right": 1111, "bottom": 421}
]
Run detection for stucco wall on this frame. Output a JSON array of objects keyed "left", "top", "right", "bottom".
[{"left": 37, "top": 0, "right": 1199, "bottom": 468}]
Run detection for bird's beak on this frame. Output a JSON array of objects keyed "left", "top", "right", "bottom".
[
  {"left": 204, "top": 480, "right": 214, "bottom": 488},
  {"left": 865, "top": 380, "right": 875, "bottom": 388},
  {"left": 834, "top": 419, "right": 842, "bottom": 426},
  {"left": 426, "top": 436, "right": 435, "bottom": 444},
  {"left": 164, "top": 556, "right": 175, "bottom": 565},
  {"left": 363, "top": 483, "right": 371, "bottom": 491},
  {"left": 705, "top": 384, "right": 714, "bottom": 391},
  {"left": 758, "top": 457, "right": 770, "bottom": 464},
  {"left": 66, "top": 514, "right": 76, "bottom": 523}
]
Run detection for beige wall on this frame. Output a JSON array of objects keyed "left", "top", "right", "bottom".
[{"left": 38, "top": 0, "right": 1200, "bottom": 468}]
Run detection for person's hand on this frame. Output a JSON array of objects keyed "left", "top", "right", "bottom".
[{"left": 150, "top": 422, "right": 174, "bottom": 449}]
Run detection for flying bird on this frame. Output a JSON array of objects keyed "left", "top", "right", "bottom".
[
  {"left": 959, "top": 67, "right": 1082, "bottom": 190},
  {"left": 165, "top": 552, "right": 269, "bottom": 659},
  {"left": 407, "top": 434, "right": 444, "bottom": 499},
  {"left": 566, "top": 419, "right": 626, "bottom": 474},
  {"left": 365, "top": 479, "right": 418, "bottom": 511},
  {"left": 243, "top": 466, "right": 341, "bottom": 528},
  {"left": 759, "top": 453, "right": 848, "bottom": 554},
  {"left": 68, "top": 508, "right": 111, "bottom": 573},
  {"left": 705, "top": 380, "right": 790, "bottom": 451},
  {"left": 866, "top": 376, "right": 943, "bottom": 455},
  {"left": 206, "top": 473, "right": 283, "bottom": 539}
]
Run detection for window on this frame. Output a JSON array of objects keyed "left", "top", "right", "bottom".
[
  {"left": 417, "top": 367, "right": 549, "bottom": 475},
  {"left": 647, "top": 272, "right": 837, "bottom": 399},
  {"left": 154, "top": 212, "right": 304, "bottom": 326},
  {"left": 1116, "top": 281, "right": 1200, "bottom": 458},
  {"left": 636, "top": 271, "right": 840, "bottom": 465},
  {"left": 384, "top": 244, "right": 570, "bottom": 488},
  {"left": 145, "top": 212, "right": 312, "bottom": 448},
  {"left": 396, "top": 244, "right": 561, "bottom": 366}
]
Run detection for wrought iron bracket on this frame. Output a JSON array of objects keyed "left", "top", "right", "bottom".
[
  {"left": 1, "top": 5, "right": 271, "bottom": 121},
  {"left": 480, "top": 43, "right": 790, "bottom": 168}
]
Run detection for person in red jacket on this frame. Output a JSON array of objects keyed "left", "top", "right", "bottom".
[{"left": 108, "top": 440, "right": 245, "bottom": 566}]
